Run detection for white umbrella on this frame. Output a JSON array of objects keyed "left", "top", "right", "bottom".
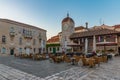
[
  {"left": 93, "top": 35, "right": 96, "bottom": 52},
  {"left": 85, "top": 38, "right": 88, "bottom": 54}
]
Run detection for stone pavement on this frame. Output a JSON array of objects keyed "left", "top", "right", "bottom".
[
  {"left": 0, "top": 56, "right": 120, "bottom": 80},
  {"left": 0, "top": 56, "right": 73, "bottom": 78},
  {"left": 44, "top": 56, "right": 120, "bottom": 80},
  {"left": 0, "top": 64, "right": 44, "bottom": 80}
]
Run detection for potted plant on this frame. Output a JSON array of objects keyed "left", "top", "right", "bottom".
[
  {"left": 101, "top": 50, "right": 105, "bottom": 53},
  {"left": 107, "top": 49, "right": 114, "bottom": 52},
  {"left": 96, "top": 49, "right": 100, "bottom": 54}
]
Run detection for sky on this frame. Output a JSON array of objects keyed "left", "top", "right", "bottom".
[{"left": 0, "top": 0, "right": 120, "bottom": 39}]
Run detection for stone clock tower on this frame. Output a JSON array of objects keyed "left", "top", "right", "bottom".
[{"left": 61, "top": 13, "right": 75, "bottom": 52}]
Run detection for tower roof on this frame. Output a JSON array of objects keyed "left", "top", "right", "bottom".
[{"left": 62, "top": 13, "right": 74, "bottom": 24}]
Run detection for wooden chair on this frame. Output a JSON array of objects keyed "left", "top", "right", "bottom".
[
  {"left": 41, "top": 54, "right": 46, "bottom": 59},
  {"left": 64, "top": 56, "right": 71, "bottom": 63},
  {"left": 48, "top": 53, "right": 54, "bottom": 58},
  {"left": 54, "top": 56, "right": 62, "bottom": 63},
  {"left": 99, "top": 56, "right": 104, "bottom": 62},
  {"left": 81, "top": 58, "right": 89, "bottom": 66},
  {"left": 88, "top": 58, "right": 95, "bottom": 68},
  {"left": 102, "top": 56, "right": 107, "bottom": 62},
  {"left": 14, "top": 53, "right": 17, "bottom": 57},
  {"left": 49, "top": 56, "right": 55, "bottom": 63},
  {"left": 29, "top": 53, "right": 33, "bottom": 58},
  {"left": 23, "top": 54, "right": 28, "bottom": 58},
  {"left": 73, "top": 55, "right": 81, "bottom": 64},
  {"left": 33, "top": 54, "right": 42, "bottom": 60},
  {"left": 93, "top": 56, "right": 100, "bottom": 66},
  {"left": 60, "top": 55, "right": 65, "bottom": 62}
]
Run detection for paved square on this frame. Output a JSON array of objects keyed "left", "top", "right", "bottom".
[
  {"left": 45, "top": 56, "right": 120, "bottom": 80},
  {"left": 0, "top": 55, "right": 73, "bottom": 78},
  {"left": 0, "top": 55, "right": 120, "bottom": 80}
]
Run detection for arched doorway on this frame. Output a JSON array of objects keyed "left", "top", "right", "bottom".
[{"left": 10, "top": 49, "right": 14, "bottom": 55}]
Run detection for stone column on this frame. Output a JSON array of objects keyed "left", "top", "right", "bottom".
[
  {"left": 93, "top": 35, "right": 96, "bottom": 52},
  {"left": 65, "top": 41, "right": 67, "bottom": 53},
  {"left": 115, "top": 35, "right": 118, "bottom": 54},
  {"left": 78, "top": 39, "right": 81, "bottom": 52},
  {"left": 104, "top": 36, "right": 106, "bottom": 42},
  {"left": 78, "top": 39, "right": 80, "bottom": 44},
  {"left": 71, "top": 40, "right": 74, "bottom": 52},
  {"left": 115, "top": 35, "right": 118, "bottom": 43},
  {"left": 41, "top": 39, "right": 43, "bottom": 54},
  {"left": 85, "top": 38, "right": 88, "bottom": 54}
]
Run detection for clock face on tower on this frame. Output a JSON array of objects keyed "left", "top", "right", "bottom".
[{"left": 63, "top": 24, "right": 69, "bottom": 31}]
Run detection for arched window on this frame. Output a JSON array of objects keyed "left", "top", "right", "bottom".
[
  {"left": 23, "top": 29, "right": 25, "bottom": 34},
  {"left": 30, "top": 31, "right": 32, "bottom": 36},
  {"left": 10, "top": 27, "right": 14, "bottom": 32},
  {"left": 39, "top": 33, "right": 41, "bottom": 40},
  {"left": 26, "top": 30, "right": 29, "bottom": 36},
  {"left": 2, "top": 36, "right": 6, "bottom": 43},
  {"left": 1, "top": 47, "right": 6, "bottom": 54},
  {"left": 34, "top": 48, "right": 36, "bottom": 53},
  {"left": 19, "top": 37, "right": 22, "bottom": 45},
  {"left": 33, "top": 39, "right": 36, "bottom": 45},
  {"left": 19, "top": 48, "right": 22, "bottom": 54}
]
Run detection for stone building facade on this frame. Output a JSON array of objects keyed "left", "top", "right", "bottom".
[
  {"left": 70, "top": 24, "right": 120, "bottom": 55},
  {"left": 0, "top": 19, "right": 46, "bottom": 55}
]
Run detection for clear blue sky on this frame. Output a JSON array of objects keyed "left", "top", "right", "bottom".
[{"left": 0, "top": 0, "right": 120, "bottom": 39}]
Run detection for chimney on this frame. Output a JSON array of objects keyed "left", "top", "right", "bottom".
[{"left": 85, "top": 22, "right": 88, "bottom": 29}]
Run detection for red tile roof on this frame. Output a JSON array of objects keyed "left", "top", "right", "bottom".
[
  {"left": 113, "top": 25, "right": 120, "bottom": 28},
  {"left": 75, "top": 26, "right": 86, "bottom": 31},
  {"left": 47, "top": 35, "right": 59, "bottom": 43}
]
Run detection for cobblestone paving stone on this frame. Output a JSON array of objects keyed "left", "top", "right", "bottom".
[{"left": 0, "top": 56, "right": 120, "bottom": 80}]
